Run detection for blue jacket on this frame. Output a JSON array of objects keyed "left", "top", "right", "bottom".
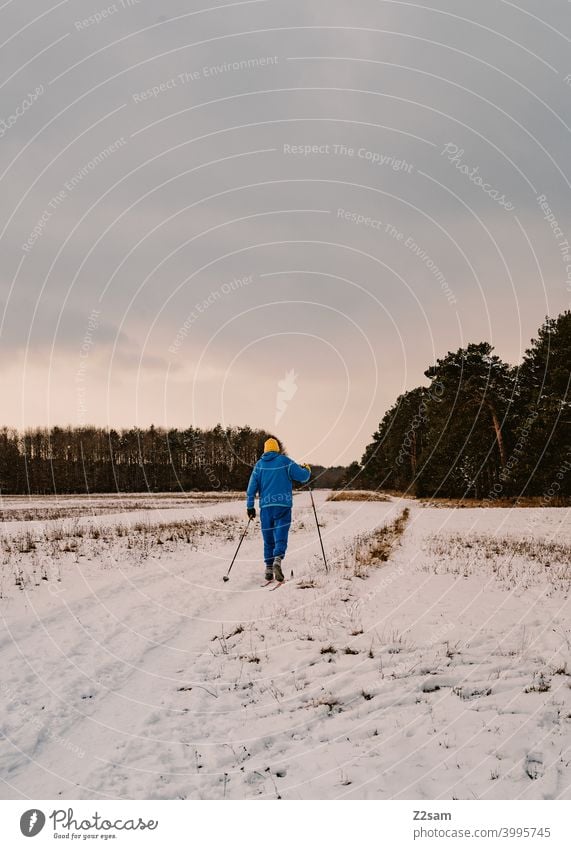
[{"left": 246, "top": 451, "right": 311, "bottom": 510}]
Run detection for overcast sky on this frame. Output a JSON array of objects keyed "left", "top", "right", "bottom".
[{"left": 1, "top": 0, "right": 569, "bottom": 465}]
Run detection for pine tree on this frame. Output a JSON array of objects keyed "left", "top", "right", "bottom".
[
  {"left": 417, "top": 343, "right": 514, "bottom": 498},
  {"left": 511, "top": 312, "right": 571, "bottom": 496}
]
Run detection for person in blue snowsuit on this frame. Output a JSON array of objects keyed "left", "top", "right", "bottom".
[{"left": 246, "top": 437, "right": 311, "bottom": 582}]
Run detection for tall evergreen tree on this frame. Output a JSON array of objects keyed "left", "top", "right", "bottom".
[
  {"left": 360, "top": 387, "right": 430, "bottom": 493},
  {"left": 416, "top": 343, "right": 514, "bottom": 498},
  {"left": 510, "top": 311, "right": 571, "bottom": 496}
]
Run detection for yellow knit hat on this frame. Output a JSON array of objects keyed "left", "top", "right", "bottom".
[{"left": 264, "top": 437, "right": 280, "bottom": 453}]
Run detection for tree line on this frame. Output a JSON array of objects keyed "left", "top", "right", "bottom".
[
  {"left": 353, "top": 311, "right": 570, "bottom": 500},
  {"left": 0, "top": 425, "right": 276, "bottom": 494},
  {"left": 0, "top": 424, "right": 346, "bottom": 495},
  {"left": 0, "top": 425, "right": 346, "bottom": 495}
]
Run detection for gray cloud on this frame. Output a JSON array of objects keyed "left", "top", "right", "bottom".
[{"left": 1, "top": 0, "right": 569, "bottom": 463}]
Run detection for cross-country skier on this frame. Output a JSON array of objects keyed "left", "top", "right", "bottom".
[{"left": 246, "top": 437, "right": 311, "bottom": 582}]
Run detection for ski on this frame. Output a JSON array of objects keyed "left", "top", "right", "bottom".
[
  {"left": 260, "top": 580, "right": 275, "bottom": 587},
  {"left": 269, "top": 581, "right": 285, "bottom": 591}
]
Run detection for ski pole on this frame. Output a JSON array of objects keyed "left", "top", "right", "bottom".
[
  {"left": 222, "top": 518, "right": 252, "bottom": 582},
  {"left": 309, "top": 487, "right": 328, "bottom": 573}
]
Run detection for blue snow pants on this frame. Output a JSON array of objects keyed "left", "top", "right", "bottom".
[{"left": 260, "top": 505, "right": 292, "bottom": 564}]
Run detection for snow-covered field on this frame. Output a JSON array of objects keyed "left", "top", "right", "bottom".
[
  {"left": 1, "top": 492, "right": 569, "bottom": 800},
  {"left": 0, "top": 491, "right": 243, "bottom": 524}
]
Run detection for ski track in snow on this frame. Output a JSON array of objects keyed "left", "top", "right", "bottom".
[{"left": 0, "top": 493, "right": 570, "bottom": 800}]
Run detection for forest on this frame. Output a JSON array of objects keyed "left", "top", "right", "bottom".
[{"left": 354, "top": 311, "right": 570, "bottom": 500}]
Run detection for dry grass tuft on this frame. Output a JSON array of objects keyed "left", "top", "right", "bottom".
[
  {"left": 348, "top": 508, "right": 410, "bottom": 577},
  {"left": 317, "top": 507, "right": 410, "bottom": 581},
  {"left": 425, "top": 531, "right": 571, "bottom": 590},
  {"left": 328, "top": 490, "right": 390, "bottom": 503},
  {"left": 419, "top": 495, "right": 571, "bottom": 508}
]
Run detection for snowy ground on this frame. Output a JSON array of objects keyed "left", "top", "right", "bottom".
[{"left": 0, "top": 492, "right": 570, "bottom": 800}]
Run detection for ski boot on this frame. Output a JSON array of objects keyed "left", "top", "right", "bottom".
[{"left": 273, "top": 556, "right": 284, "bottom": 583}]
